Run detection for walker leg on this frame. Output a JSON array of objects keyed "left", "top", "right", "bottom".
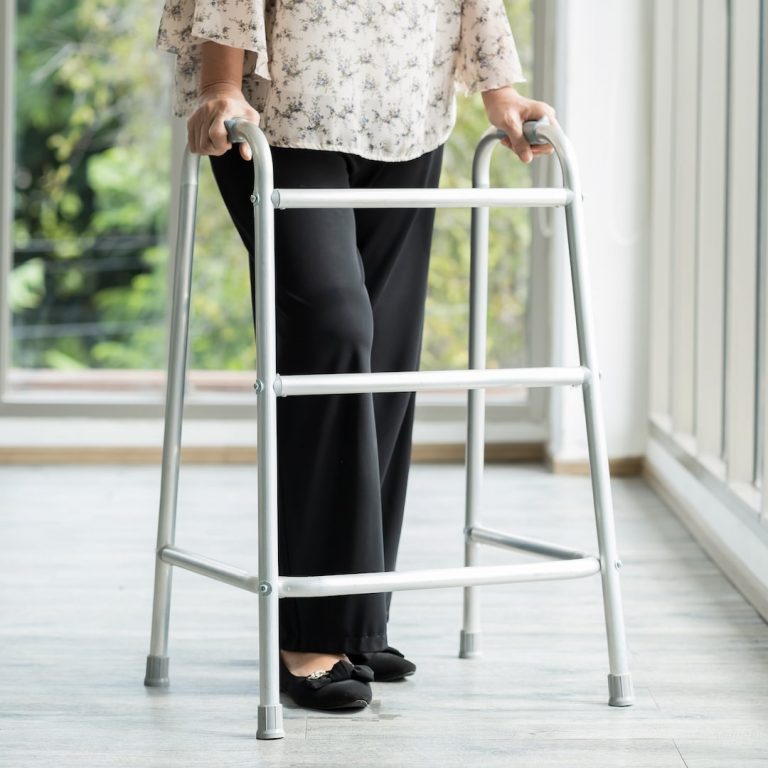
[
  {"left": 582, "top": 373, "right": 634, "bottom": 706},
  {"left": 559, "top": 140, "right": 634, "bottom": 707},
  {"left": 460, "top": 134, "right": 498, "bottom": 659},
  {"left": 582, "top": 372, "right": 634, "bottom": 705},
  {"left": 243, "top": 124, "right": 285, "bottom": 739},
  {"left": 144, "top": 150, "right": 200, "bottom": 687},
  {"left": 461, "top": 385, "right": 484, "bottom": 658}
]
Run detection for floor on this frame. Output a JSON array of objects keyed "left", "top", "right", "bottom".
[{"left": 1, "top": 463, "right": 766, "bottom": 767}]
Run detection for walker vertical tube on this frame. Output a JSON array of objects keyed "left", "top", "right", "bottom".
[
  {"left": 534, "top": 120, "right": 634, "bottom": 706},
  {"left": 231, "top": 120, "right": 285, "bottom": 739},
  {"left": 460, "top": 129, "right": 503, "bottom": 659},
  {"left": 145, "top": 148, "right": 200, "bottom": 687}
]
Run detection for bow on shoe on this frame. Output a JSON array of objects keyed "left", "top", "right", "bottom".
[{"left": 305, "top": 660, "right": 374, "bottom": 690}]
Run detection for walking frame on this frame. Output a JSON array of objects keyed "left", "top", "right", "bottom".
[{"left": 144, "top": 117, "right": 634, "bottom": 740}]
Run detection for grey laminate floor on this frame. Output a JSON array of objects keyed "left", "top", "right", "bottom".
[{"left": 1, "top": 464, "right": 766, "bottom": 767}]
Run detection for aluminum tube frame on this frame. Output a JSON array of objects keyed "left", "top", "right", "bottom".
[
  {"left": 537, "top": 119, "right": 634, "bottom": 705},
  {"left": 274, "top": 366, "right": 589, "bottom": 397},
  {"left": 460, "top": 128, "right": 503, "bottom": 659},
  {"left": 271, "top": 186, "right": 572, "bottom": 209},
  {"left": 160, "top": 545, "right": 260, "bottom": 593},
  {"left": 228, "top": 119, "right": 285, "bottom": 739},
  {"left": 279, "top": 558, "right": 600, "bottom": 598},
  {"left": 466, "top": 525, "right": 591, "bottom": 561},
  {"left": 145, "top": 149, "right": 199, "bottom": 681}
]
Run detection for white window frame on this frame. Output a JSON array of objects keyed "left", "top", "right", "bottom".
[
  {"left": 695, "top": 0, "right": 728, "bottom": 462},
  {"left": 0, "top": 0, "right": 14, "bottom": 407},
  {"left": 759, "top": 0, "right": 768, "bottom": 516},
  {"left": 648, "top": 0, "right": 674, "bottom": 421},
  {"left": 725, "top": 0, "right": 761, "bottom": 488},
  {"left": 669, "top": 0, "right": 699, "bottom": 439}
]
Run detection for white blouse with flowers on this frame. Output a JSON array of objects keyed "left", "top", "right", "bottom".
[{"left": 156, "top": 0, "right": 525, "bottom": 162}]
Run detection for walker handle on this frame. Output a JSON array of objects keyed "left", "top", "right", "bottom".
[
  {"left": 522, "top": 117, "right": 551, "bottom": 145},
  {"left": 491, "top": 118, "right": 551, "bottom": 146},
  {"left": 224, "top": 118, "right": 247, "bottom": 143}
]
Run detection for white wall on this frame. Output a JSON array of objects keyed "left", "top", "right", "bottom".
[{"left": 546, "top": 0, "right": 653, "bottom": 464}]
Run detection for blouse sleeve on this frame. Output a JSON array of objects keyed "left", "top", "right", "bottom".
[
  {"left": 156, "top": 0, "right": 270, "bottom": 117},
  {"left": 454, "top": 0, "right": 526, "bottom": 95}
]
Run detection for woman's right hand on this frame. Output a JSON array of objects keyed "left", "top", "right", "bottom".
[{"left": 186, "top": 83, "right": 261, "bottom": 161}]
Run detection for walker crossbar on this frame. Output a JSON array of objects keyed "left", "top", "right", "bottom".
[
  {"left": 159, "top": 543, "right": 600, "bottom": 597},
  {"left": 279, "top": 558, "right": 601, "bottom": 597},
  {"left": 159, "top": 545, "right": 259, "bottom": 592},
  {"left": 466, "top": 526, "right": 592, "bottom": 561},
  {"left": 144, "top": 116, "right": 635, "bottom": 740},
  {"left": 271, "top": 187, "right": 572, "bottom": 209},
  {"left": 274, "top": 365, "right": 590, "bottom": 396}
]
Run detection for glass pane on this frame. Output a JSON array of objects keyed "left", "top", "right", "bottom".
[
  {"left": 9, "top": 0, "right": 533, "bottom": 395},
  {"left": 11, "top": 0, "right": 172, "bottom": 384},
  {"left": 425, "top": 0, "right": 534, "bottom": 373}
]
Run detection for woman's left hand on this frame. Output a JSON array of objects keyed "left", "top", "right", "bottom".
[{"left": 481, "top": 86, "right": 557, "bottom": 164}]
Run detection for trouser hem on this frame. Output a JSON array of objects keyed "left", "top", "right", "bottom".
[{"left": 279, "top": 632, "right": 389, "bottom": 655}]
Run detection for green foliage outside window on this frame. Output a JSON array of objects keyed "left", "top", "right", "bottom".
[{"left": 11, "top": 0, "right": 533, "bottom": 374}]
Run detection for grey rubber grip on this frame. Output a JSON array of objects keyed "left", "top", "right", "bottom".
[
  {"left": 224, "top": 118, "right": 245, "bottom": 143},
  {"left": 523, "top": 117, "right": 551, "bottom": 145}
]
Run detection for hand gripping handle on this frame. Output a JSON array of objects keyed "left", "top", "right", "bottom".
[{"left": 492, "top": 117, "right": 552, "bottom": 146}]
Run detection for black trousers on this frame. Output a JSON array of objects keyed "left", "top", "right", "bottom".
[{"left": 210, "top": 142, "right": 444, "bottom": 653}]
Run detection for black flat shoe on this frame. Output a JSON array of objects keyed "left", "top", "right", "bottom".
[
  {"left": 278, "top": 655, "right": 374, "bottom": 710},
  {"left": 346, "top": 646, "right": 416, "bottom": 682}
]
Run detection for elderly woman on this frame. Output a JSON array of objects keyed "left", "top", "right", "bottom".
[{"left": 157, "top": 0, "right": 555, "bottom": 711}]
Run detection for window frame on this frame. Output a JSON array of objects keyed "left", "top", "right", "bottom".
[
  {"left": 695, "top": 0, "right": 728, "bottom": 461},
  {"left": 0, "top": 0, "right": 14, "bottom": 406},
  {"left": 724, "top": 0, "right": 761, "bottom": 485},
  {"left": 759, "top": 0, "right": 768, "bottom": 513}
]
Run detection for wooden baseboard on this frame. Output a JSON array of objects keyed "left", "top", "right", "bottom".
[
  {"left": 410, "top": 442, "right": 546, "bottom": 464},
  {"left": 546, "top": 454, "right": 645, "bottom": 477},
  {"left": 0, "top": 443, "right": 643, "bottom": 474},
  {"left": 0, "top": 445, "right": 258, "bottom": 465},
  {"left": 0, "top": 442, "right": 545, "bottom": 465}
]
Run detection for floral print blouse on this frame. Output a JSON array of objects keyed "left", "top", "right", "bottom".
[{"left": 156, "top": 0, "right": 525, "bottom": 162}]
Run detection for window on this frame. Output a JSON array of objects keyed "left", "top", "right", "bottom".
[
  {"left": 6, "top": 0, "right": 173, "bottom": 401},
  {"left": 1, "top": 0, "right": 549, "bottom": 429}
]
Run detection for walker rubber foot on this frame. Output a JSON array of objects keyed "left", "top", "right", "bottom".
[
  {"left": 144, "top": 655, "right": 170, "bottom": 687},
  {"left": 257, "top": 704, "right": 284, "bottom": 740},
  {"left": 459, "top": 630, "right": 481, "bottom": 659},
  {"left": 608, "top": 672, "right": 634, "bottom": 706}
]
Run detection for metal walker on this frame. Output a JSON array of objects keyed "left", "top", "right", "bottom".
[{"left": 144, "top": 117, "right": 634, "bottom": 740}]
